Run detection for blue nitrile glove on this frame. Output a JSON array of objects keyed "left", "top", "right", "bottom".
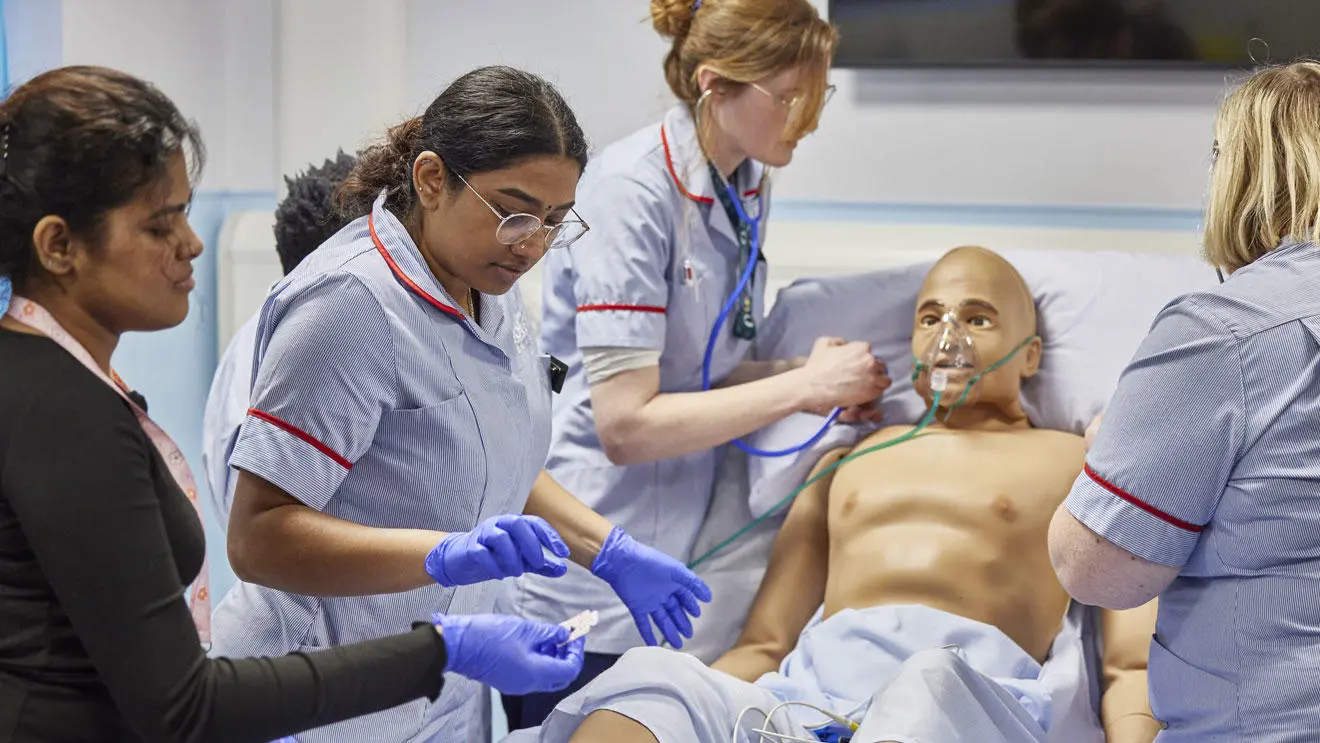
[
  {"left": 0, "top": 276, "right": 11, "bottom": 315},
  {"left": 425, "top": 514, "right": 570, "bottom": 588},
  {"left": 434, "top": 613, "right": 585, "bottom": 695},
  {"left": 590, "top": 527, "right": 713, "bottom": 648}
]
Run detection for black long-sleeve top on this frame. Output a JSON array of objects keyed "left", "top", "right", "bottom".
[{"left": 0, "top": 329, "right": 448, "bottom": 742}]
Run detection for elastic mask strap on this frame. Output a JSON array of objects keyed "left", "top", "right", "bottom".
[{"left": 941, "top": 333, "right": 1038, "bottom": 421}]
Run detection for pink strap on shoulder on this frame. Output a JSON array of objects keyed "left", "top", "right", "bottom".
[{"left": 5, "top": 296, "right": 211, "bottom": 644}]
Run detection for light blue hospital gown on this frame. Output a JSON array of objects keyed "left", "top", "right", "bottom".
[
  {"left": 509, "top": 105, "right": 769, "bottom": 653},
  {"left": 512, "top": 604, "right": 1100, "bottom": 743},
  {"left": 210, "top": 192, "right": 553, "bottom": 743},
  {"left": 1064, "top": 239, "right": 1320, "bottom": 742}
]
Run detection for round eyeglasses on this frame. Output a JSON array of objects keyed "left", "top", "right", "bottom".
[
  {"left": 454, "top": 172, "right": 590, "bottom": 250},
  {"left": 748, "top": 81, "right": 837, "bottom": 116}
]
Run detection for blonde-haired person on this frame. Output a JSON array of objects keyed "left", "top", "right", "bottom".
[
  {"left": 1050, "top": 61, "right": 1320, "bottom": 742},
  {"left": 502, "top": 0, "right": 892, "bottom": 729}
]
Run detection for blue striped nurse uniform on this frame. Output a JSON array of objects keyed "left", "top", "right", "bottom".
[
  {"left": 210, "top": 192, "right": 553, "bottom": 742},
  {"left": 510, "top": 105, "right": 768, "bottom": 654},
  {"left": 1063, "top": 240, "right": 1320, "bottom": 742}
]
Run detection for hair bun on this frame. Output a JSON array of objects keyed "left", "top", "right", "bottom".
[{"left": 650, "top": 0, "right": 696, "bottom": 40}]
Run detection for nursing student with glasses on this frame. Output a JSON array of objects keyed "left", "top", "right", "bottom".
[
  {"left": 453, "top": 169, "right": 590, "bottom": 253},
  {"left": 211, "top": 66, "right": 711, "bottom": 743},
  {"left": 501, "top": 0, "right": 892, "bottom": 731}
]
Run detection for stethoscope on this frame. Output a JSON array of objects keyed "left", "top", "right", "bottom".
[{"left": 699, "top": 173, "right": 841, "bottom": 458}]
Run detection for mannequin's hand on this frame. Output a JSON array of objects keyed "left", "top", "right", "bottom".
[
  {"left": 1085, "top": 412, "right": 1104, "bottom": 453},
  {"left": 837, "top": 401, "right": 885, "bottom": 424}
]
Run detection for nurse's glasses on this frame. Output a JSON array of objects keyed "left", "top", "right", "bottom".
[
  {"left": 454, "top": 172, "right": 590, "bottom": 250},
  {"left": 748, "top": 81, "right": 837, "bottom": 115}
]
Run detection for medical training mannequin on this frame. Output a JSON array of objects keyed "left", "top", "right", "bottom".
[{"left": 525, "top": 247, "right": 1161, "bottom": 743}]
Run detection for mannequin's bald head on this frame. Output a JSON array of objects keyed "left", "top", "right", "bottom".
[
  {"left": 918, "top": 246, "right": 1037, "bottom": 332},
  {"left": 912, "top": 246, "right": 1041, "bottom": 420}
]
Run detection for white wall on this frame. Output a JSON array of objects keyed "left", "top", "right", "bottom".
[
  {"left": 275, "top": 0, "right": 413, "bottom": 187},
  {"left": 791, "top": 65, "right": 1227, "bottom": 209},
  {"left": 405, "top": 0, "right": 1226, "bottom": 212},
  {"left": 408, "top": 0, "right": 673, "bottom": 153},
  {"left": 61, "top": 0, "right": 276, "bottom": 193},
  {"left": 44, "top": 0, "right": 1236, "bottom": 214},
  {"left": 4, "top": 0, "right": 62, "bottom": 85}
]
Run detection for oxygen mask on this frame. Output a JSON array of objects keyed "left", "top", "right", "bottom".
[{"left": 912, "top": 310, "right": 982, "bottom": 406}]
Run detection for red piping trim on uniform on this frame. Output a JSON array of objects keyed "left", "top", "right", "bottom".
[
  {"left": 1084, "top": 464, "right": 1203, "bottom": 533},
  {"left": 369, "top": 211, "right": 463, "bottom": 319},
  {"left": 577, "top": 303, "right": 667, "bottom": 314},
  {"left": 248, "top": 409, "right": 354, "bottom": 471},
  {"left": 660, "top": 124, "right": 760, "bottom": 205}
]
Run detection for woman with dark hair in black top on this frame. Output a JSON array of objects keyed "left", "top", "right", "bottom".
[{"left": 0, "top": 65, "right": 583, "bottom": 743}]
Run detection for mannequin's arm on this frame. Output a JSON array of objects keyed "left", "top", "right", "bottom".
[
  {"left": 1100, "top": 600, "right": 1163, "bottom": 743},
  {"left": 710, "top": 448, "right": 849, "bottom": 682}
]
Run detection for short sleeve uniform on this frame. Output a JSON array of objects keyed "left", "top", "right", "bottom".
[
  {"left": 1063, "top": 240, "right": 1320, "bottom": 742},
  {"left": 513, "top": 106, "right": 770, "bottom": 653},
  {"left": 211, "top": 193, "right": 552, "bottom": 743}
]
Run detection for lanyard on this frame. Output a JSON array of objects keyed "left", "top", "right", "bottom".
[
  {"left": 699, "top": 162, "right": 838, "bottom": 459},
  {"left": 708, "top": 161, "right": 763, "bottom": 340},
  {"left": 4, "top": 296, "right": 212, "bottom": 644}
]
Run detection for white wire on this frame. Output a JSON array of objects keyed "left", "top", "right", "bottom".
[
  {"left": 751, "top": 727, "right": 820, "bottom": 743},
  {"left": 730, "top": 700, "right": 859, "bottom": 743},
  {"left": 770, "top": 699, "right": 860, "bottom": 732},
  {"left": 731, "top": 706, "right": 769, "bottom": 743}
]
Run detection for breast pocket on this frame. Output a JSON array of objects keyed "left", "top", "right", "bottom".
[
  {"left": 344, "top": 395, "right": 487, "bottom": 531},
  {"left": 663, "top": 255, "right": 753, "bottom": 390},
  {"left": 664, "top": 254, "right": 712, "bottom": 368}
]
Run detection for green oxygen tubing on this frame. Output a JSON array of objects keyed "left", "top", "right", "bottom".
[{"left": 685, "top": 333, "right": 1037, "bottom": 571}]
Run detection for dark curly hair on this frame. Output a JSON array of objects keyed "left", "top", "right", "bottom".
[{"left": 273, "top": 150, "right": 357, "bottom": 275}]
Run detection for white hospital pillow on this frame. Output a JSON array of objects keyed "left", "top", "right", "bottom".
[{"left": 743, "top": 249, "right": 1218, "bottom": 517}]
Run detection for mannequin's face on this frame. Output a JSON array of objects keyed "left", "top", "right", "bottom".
[{"left": 911, "top": 247, "right": 1041, "bottom": 410}]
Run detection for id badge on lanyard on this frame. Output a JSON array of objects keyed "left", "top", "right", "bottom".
[{"left": 709, "top": 162, "right": 760, "bottom": 341}]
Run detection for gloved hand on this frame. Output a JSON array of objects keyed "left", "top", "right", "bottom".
[
  {"left": 425, "top": 514, "right": 570, "bottom": 588},
  {"left": 434, "top": 613, "right": 585, "bottom": 695},
  {"left": 590, "top": 527, "right": 713, "bottom": 648}
]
